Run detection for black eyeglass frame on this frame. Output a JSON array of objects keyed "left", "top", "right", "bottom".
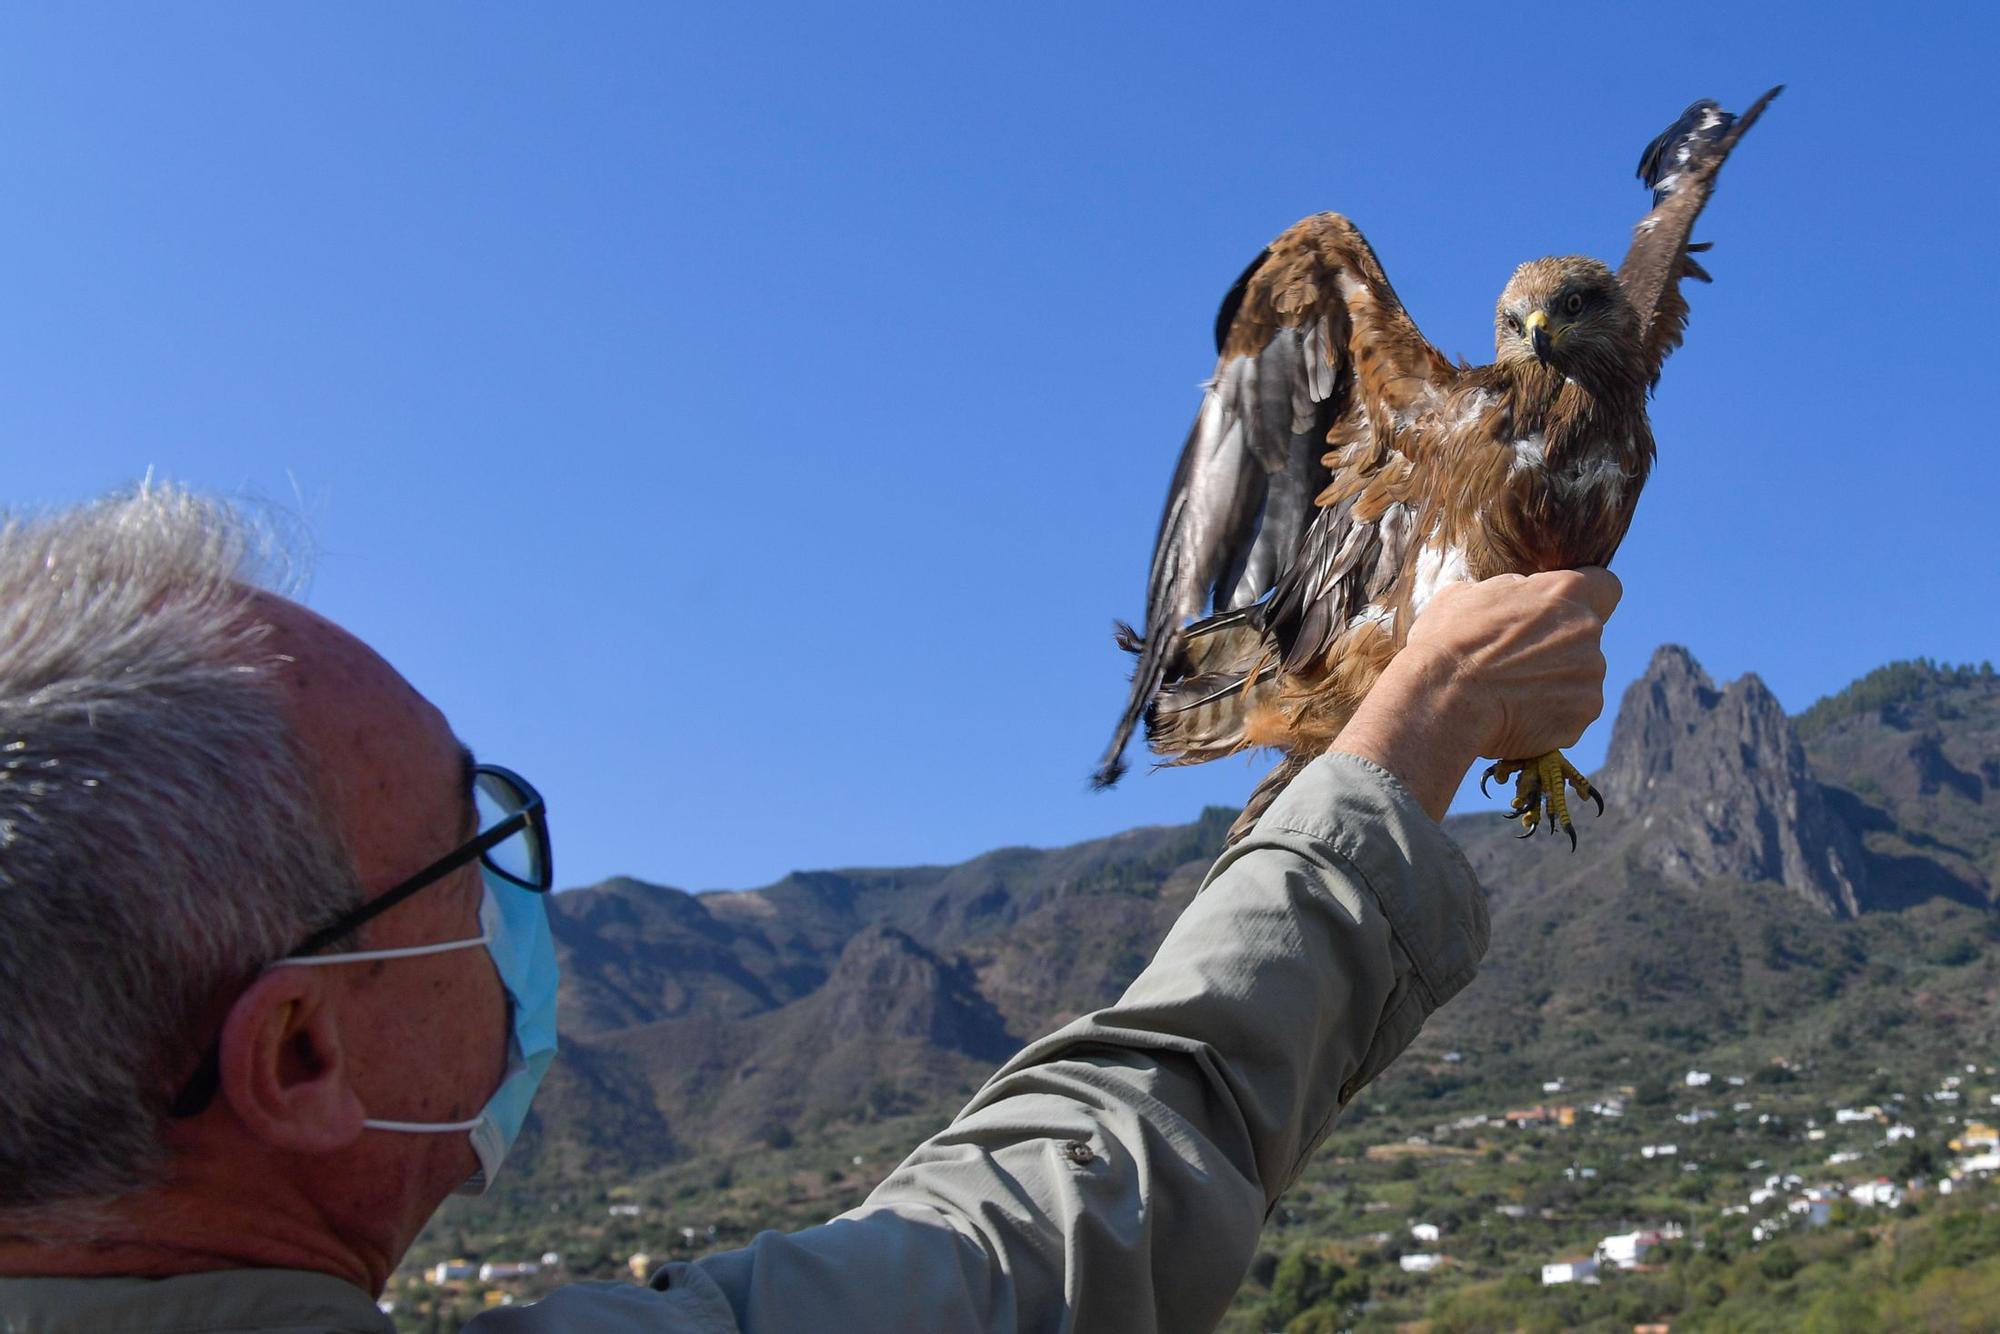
[
  {"left": 287, "top": 763, "right": 553, "bottom": 959},
  {"left": 167, "top": 763, "right": 551, "bottom": 1117}
]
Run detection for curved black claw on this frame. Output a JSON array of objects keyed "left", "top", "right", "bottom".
[
  {"left": 1517, "top": 825, "right": 1536, "bottom": 840},
  {"left": 1480, "top": 768, "right": 1495, "bottom": 799},
  {"left": 1589, "top": 789, "right": 1606, "bottom": 817},
  {"left": 1565, "top": 825, "right": 1578, "bottom": 853}
]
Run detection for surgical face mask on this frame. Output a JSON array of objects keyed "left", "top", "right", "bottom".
[{"left": 274, "top": 867, "right": 560, "bottom": 1193}]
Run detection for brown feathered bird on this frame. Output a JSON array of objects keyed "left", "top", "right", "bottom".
[{"left": 1095, "top": 88, "right": 1781, "bottom": 847}]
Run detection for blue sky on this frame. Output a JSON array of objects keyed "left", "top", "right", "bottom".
[{"left": 4, "top": 5, "right": 1993, "bottom": 892}]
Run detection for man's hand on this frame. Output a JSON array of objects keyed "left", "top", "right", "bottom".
[{"left": 1332, "top": 568, "right": 1621, "bottom": 821}]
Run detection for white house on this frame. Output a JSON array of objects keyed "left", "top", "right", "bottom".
[
  {"left": 431, "top": 1261, "right": 476, "bottom": 1283},
  {"left": 479, "top": 1262, "right": 540, "bottom": 1282},
  {"left": 1541, "top": 1256, "right": 1599, "bottom": 1285},
  {"left": 1639, "top": 1144, "right": 1679, "bottom": 1159},
  {"left": 1410, "top": 1222, "right": 1441, "bottom": 1244},
  {"left": 1598, "top": 1231, "right": 1661, "bottom": 1269},
  {"left": 1685, "top": 1070, "right": 1712, "bottom": 1087},
  {"left": 1400, "top": 1253, "right": 1443, "bottom": 1274},
  {"left": 1849, "top": 1179, "right": 1904, "bottom": 1208}
]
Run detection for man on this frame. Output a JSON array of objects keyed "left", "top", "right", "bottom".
[{"left": 0, "top": 484, "right": 1617, "bottom": 1332}]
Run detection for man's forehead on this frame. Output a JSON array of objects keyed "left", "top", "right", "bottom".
[{"left": 248, "top": 590, "right": 469, "bottom": 886}]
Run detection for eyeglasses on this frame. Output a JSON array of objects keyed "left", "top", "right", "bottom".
[
  {"left": 166, "top": 763, "right": 552, "bottom": 1117},
  {"left": 287, "top": 763, "right": 552, "bottom": 959}
]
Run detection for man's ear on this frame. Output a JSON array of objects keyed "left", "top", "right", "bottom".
[{"left": 216, "top": 967, "right": 367, "bottom": 1154}]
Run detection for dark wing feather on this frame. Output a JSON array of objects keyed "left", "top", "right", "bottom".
[
  {"left": 1618, "top": 86, "right": 1782, "bottom": 386},
  {"left": 1212, "top": 247, "right": 1271, "bottom": 354},
  {"left": 1095, "top": 213, "right": 1447, "bottom": 787},
  {"left": 1262, "top": 474, "right": 1415, "bottom": 677}
]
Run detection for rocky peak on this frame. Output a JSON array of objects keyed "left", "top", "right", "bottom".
[{"left": 1599, "top": 645, "right": 1868, "bottom": 916}]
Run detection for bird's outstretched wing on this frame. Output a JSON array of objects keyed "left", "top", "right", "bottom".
[
  {"left": 1618, "top": 86, "right": 1782, "bottom": 386},
  {"left": 1094, "top": 213, "right": 1451, "bottom": 787}
]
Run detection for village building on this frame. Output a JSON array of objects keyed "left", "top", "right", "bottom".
[
  {"left": 1597, "top": 1230, "right": 1662, "bottom": 1269},
  {"left": 1848, "top": 1179, "right": 1904, "bottom": 1208},
  {"left": 1541, "top": 1256, "right": 1598, "bottom": 1286}
]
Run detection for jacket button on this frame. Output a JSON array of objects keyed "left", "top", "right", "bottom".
[{"left": 1062, "top": 1140, "right": 1095, "bottom": 1165}]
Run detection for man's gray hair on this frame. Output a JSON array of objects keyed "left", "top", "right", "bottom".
[{"left": 0, "top": 483, "right": 361, "bottom": 1210}]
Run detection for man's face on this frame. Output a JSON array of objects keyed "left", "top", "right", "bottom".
[{"left": 253, "top": 593, "right": 510, "bottom": 1215}]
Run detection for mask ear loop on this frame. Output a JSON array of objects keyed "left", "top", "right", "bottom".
[
  {"left": 365, "top": 1112, "right": 486, "bottom": 1132},
  {"left": 267, "top": 933, "right": 498, "bottom": 1133},
  {"left": 270, "top": 934, "right": 492, "bottom": 968}
]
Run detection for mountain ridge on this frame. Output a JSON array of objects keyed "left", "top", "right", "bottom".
[{"left": 510, "top": 648, "right": 1999, "bottom": 1185}]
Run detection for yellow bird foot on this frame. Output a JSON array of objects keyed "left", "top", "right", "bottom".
[{"left": 1480, "top": 751, "right": 1604, "bottom": 851}]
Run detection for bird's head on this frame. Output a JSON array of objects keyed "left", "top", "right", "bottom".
[{"left": 1493, "top": 257, "right": 1640, "bottom": 389}]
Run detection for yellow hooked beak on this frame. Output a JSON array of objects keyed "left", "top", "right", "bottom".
[{"left": 1524, "top": 310, "right": 1554, "bottom": 364}]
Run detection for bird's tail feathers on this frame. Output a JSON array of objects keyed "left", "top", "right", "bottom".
[
  {"left": 1094, "top": 618, "right": 1179, "bottom": 789},
  {"left": 1095, "top": 602, "right": 1279, "bottom": 788},
  {"left": 1142, "top": 618, "right": 1276, "bottom": 766}
]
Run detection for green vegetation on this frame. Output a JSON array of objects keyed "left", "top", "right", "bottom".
[
  {"left": 1796, "top": 658, "right": 1996, "bottom": 742},
  {"left": 394, "top": 1009, "right": 2000, "bottom": 1332}
]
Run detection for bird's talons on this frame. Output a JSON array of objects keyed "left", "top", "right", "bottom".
[
  {"left": 1481, "top": 759, "right": 1524, "bottom": 801},
  {"left": 1490, "top": 752, "right": 1604, "bottom": 852}
]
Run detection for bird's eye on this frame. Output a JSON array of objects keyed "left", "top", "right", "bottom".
[
  {"left": 1505, "top": 313, "right": 1523, "bottom": 334},
  {"left": 1563, "top": 292, "right": 1585, "bottom": 316}
]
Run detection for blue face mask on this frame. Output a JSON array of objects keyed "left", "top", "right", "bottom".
[{"left": 274, "top": 867, "right": 560, "bottom": 1193}]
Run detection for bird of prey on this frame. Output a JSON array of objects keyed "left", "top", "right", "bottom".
[{"left": 1095, "top": 88, "right": 1780, "bottom": 847}]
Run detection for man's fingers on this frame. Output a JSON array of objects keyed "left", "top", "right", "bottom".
[{"left": 1534, "top": 567, "right": 1622, "bottom": 623}]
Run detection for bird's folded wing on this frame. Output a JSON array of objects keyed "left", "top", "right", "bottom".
[{"left": 1096, "top": 214, "right": 1448, "bottom": 787}]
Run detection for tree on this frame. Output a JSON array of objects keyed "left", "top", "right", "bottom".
[
  {"left": 1264, "top": 1243, "right": 1346, "bottom": 1327},
  {"left": 1759, "top": 1243, "right": 1802, "bottom": 1282}
]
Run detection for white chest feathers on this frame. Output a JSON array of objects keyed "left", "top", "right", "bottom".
[{"left": 1410, "top": 543, "right": 1471, "bottom": 619}]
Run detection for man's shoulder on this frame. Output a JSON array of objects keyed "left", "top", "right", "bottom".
[{"left": 0, "top": 1268, "right": 391, "bottom": 1334}]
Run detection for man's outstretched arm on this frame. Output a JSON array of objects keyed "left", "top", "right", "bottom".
[{"left": 481, "top": 569, "right": 1618, "bottom": 1334}]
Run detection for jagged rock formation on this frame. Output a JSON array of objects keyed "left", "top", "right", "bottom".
[{"left": 1596, "top": 645, "right": 1868, "bottom": 915}]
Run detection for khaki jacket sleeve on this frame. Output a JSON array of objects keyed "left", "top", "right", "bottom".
[{"left": 477, "top": 752, "right": 1486, "bottom": 1334}]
